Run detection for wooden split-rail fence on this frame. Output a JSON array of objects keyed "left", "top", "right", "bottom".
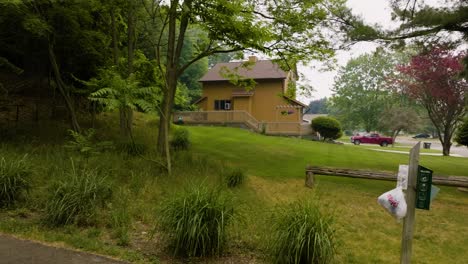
[{"left": 305, "top": 165, "right": 468, "bottom": 188}]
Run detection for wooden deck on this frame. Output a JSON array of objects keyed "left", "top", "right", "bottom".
[{"left": 173, "top": 111, "right": 312, "bottom": 136}]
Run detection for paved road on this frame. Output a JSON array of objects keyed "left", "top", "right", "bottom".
[
  {"left": 0, "top": 234, "right": 128, "bottom": 264},
  {"left": 396, "top": 137, "right": 468, "bottom": 157}
]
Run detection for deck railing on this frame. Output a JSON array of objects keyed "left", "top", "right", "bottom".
[{"left": 173, "top": 111, "right": 312, "bottom": 136}]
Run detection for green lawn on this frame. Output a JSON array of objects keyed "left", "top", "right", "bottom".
[
  {"left": 188, "top": 126, "right": 468, "bottom": 177},
  {"left": 185, "top": 126, "right": 468, "bottom": 264},
  {"left": 1, "top": 120, "right": 467, "bottom": 263}
]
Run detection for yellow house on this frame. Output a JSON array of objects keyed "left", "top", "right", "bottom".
[{"left": 195, "top": 56, "right": 307, "bottom": 123}]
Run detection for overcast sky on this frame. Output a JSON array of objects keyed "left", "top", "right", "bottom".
[
  {"left": 297, "top": 0, "right": 396, "bottom": 103},
  {"left": 298, "top": 0, "right": 454, "bottom": 103}
]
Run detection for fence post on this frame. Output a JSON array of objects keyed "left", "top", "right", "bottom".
[{"left": 400, "top": 142, "right": 420, "bottom": 264}]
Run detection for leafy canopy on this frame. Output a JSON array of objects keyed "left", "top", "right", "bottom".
[
  {"left": 330, "top": 50, "right": 408, "bottom": 132},
  {"left": 396, "top": 47, "right": 468, "bottom": 155}
]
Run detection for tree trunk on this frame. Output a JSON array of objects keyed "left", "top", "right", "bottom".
[
  {"left": 127, "top": 3, "right": 135, "bottom": 76},
  {"left": 48, "top": 43, "right": 81, "bottom": 132},
  {"left": 117, "top": 2, "right": 136, "bottom": 141},
  {"left": 110, "top": 7, "right": 119, "bottom": 65},
  {"left": 157, "top": 70, "right": 177, "bottom": 174},
  {"left": 442, "top": 132, "right": 452, "bottom": 156},
  {"left": 119, "top": 106, "right": 133, "bottom": 139},
  {"left": 392, "top": 129, "right": 401, "bottom": 147},
  {"left": 156, "top": 0, "right": 191, "bottom": 174}
]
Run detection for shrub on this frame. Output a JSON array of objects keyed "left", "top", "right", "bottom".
[
  {"left": 159, "top": 185, "right": 233, "bottom": 257},
  {"left": 269, "top": 201, "right": 336, "bottom": 264},
  {"left": 0, "top": 156, "right": 31, "bottom": 207},
  {"left": 224, "top": 167, "right": 246, "bottom": 188},
  {"left": 170, "top": 128, "right": 190, "bottom": 151},
  {"left": 44, "top": 166, "right": 112, "bottom": 227},
  {"left": 455, "top": 118, "right": 468, "bottom": 147},
  {"left": 311, "top": 116, "right": 343, "bottom": 141}
]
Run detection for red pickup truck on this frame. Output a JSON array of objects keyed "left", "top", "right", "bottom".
[{"left": 350, "top": 133, "right": 393, "bottom": 147}]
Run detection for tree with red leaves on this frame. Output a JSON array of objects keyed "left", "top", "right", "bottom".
[{"left": 397, "top": 47, "right": 468, "bottom": 156}]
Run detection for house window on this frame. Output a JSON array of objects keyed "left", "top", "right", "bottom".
[{"left": 214, "top": 100, "right": 231, "bottom": 110}]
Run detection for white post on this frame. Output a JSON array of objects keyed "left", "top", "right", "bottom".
[{"left": 400, "top": 142, "right": 420, "bottom": 264}]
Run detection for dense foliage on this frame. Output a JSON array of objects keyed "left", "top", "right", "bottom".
[
  {"left": 311, "top": 116, "right": 343, "bottom": 141},
  {"left": 378, "top": 106, "right": 422, "bottom": 142},
  {"left": 306, "top": 98, "right": 329, "bottom": 114},
  {"left": 330, "top": 51, "right": 407, "bottom": 132},
  {"left": 396, "top": 47, "right": 467, "bottom": 155},
  {"left": 455, "top": 118, "right": 468, "bottom": 147}
]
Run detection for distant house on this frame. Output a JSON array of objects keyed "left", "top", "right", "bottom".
[
  {"left": 174, "top": 56, "right": 311, "bottom": 135},
  {"left": 302, "top": 114, "right": 328, "bottom": 124},
  {"left": 195, "top": 56, "right": 307, "bottom": 123}
]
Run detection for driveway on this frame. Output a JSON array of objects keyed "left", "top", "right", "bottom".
[{"left": 0, "top": 234, "right": 127, "bottom": 264}]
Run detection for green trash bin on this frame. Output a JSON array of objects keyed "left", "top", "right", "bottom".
[{"left": 423, "top": 142, "right": 431, "bottom": 149}]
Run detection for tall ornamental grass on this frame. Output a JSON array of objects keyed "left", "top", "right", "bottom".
[
  {"left": 159, "top": 185, "right": 233, "bottom": 257},
  {"left": 44, "top": 166, "right": 112, "bottom": 227},
  {"left": 270, "top": 201, "right": 337, "bottom": 264},
  {"left": 170, "top": 128, "right": 190, "bottom": 151},
  {"left": 224, "top": 167, "right": 246, "bottom": 188},
  {"left": 0, "top": 156, "right": 31, "bottom": 207}
]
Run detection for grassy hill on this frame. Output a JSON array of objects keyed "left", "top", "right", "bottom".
[
  {"left": 0, "top": 118, "right": 467, "bottom": 263},
  {"left": 188, "top": 126, "right": 468, "bottom": 177},
  {"left": 186, "top": 126, "right": 468, "bottom": 264}
]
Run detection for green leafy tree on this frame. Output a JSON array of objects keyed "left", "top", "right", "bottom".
[
  {"left": 378, "top": 105, "right": 421, "bottom": 144},
  {"left": 88, "top": 68, "right": 156, "bottom": 139},
  {"left": 330, "top": 51, "right": 405, "bottom": 132},
  {"left": 455, "top": 118, "right": 468, "bottom": 147},
  {"left": 396, "top": 47, "right": 467, "bottom": 156},
  {"left": 339, "top": 0, "right": 468, "bottom": 80},
  {"left": 388, "top": 1, "right": 467, "bottom": 42},
  {"left": 311, "top": 116, "right": 343, "bottom": 141},
  {"left": 0, "top": 0, "right": 112, "bottom": 132},
  {"left": 143, "top": 0, "right": 350, "bottom": 174}
]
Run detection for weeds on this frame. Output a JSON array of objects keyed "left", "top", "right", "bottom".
[
  {"left": 159, "top": 185, "right": 233, "bottom": 257},
  {"left": 44, "top": 164, "right": 112, "bottom": 227},
  {"left": 269, "top": 200, "right": 336, "bottom": 264},
  {"left": 224, "top": 167, "right": 246, "bottom": 188},
  {"left": 0, "top": 155, "right": 31, "bottom": 207},
  {"left": 110, "top": 188, "right": 132, "bottom": 246},
  {"left": 65, "top": 129, "right": 113, "bottom": 160}
]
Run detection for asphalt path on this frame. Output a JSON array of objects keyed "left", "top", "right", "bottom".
[
  {"left": 396, "top": 137, "right": 468, "bottom": 157},
  {"left": 0, "top": 234, "right": 127, "bottom": 264},
  {"left": 344, "top": 136, "right": 468, "bottom": 157}
]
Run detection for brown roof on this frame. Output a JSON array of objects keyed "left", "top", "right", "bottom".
[
  {"left": 199, "top": 60, "right": 289, "bottom": 82},
  {"left": 193, "top": 96, "right": 207, "bottom": 104}
]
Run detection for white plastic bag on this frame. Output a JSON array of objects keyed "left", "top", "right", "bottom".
[{"left": 377, "top": 187, "right": 407, "bottom": 220}]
